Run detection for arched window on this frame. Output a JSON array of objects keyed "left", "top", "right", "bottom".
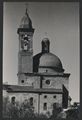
[
  {"left": 29, "top": 97, "right": 33, "bottom": 106},
  {"left": 11, "top": 96, "right": 15, "bottom": 105},
  {"left": 43, "top": 103, "right": 47, "bottom": 110},
  {"left": 53, "top": 103, "right": 60, "bottom": 109}
]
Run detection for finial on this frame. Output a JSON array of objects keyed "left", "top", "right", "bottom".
[
  {"left": 25, "top": 3, "right": 29, "bottom": 15},
  {"left": 44, "top": 32, "right": 48, "bottom": 38}
]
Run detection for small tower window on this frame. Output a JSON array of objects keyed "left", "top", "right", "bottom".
[
  {"left": 46, "top": 80, "right": 50, "bottom": 85},
  {"left": 43, "top": 103, "right": 47, "bottom": 110},
  {"left": 29, "top": 97, "right": 33, "bottom": 106},
  {"left": 53, "top": 103, "right": 57, "bottom": 109},
  {"left": 44, "top": 95, "right": 47, "bottom": 98},
  {"left": 21, "top": 80, "right": 24, "bottom": 83}
]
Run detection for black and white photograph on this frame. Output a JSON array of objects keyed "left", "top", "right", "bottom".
[{"left": 3, "top": 2, "right": 80, "bottom": 120}]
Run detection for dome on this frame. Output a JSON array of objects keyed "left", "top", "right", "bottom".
[
  {"left": 39, "top": 53, "right": 63, "bottom": 69},
  {"left": 20, "top": 9, "right": 32, "bottom": 29},
  {"left": 33, "top": 38, "right": 64, "bottom": 73},
  {"left": 33, "top": 52, "right": 64, "bottom": 73}
]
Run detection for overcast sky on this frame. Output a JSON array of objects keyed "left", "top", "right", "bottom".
[{"left": 3, "top": 2, "right": 79, "bottom": 103}]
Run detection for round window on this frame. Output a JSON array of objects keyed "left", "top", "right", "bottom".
[
  {"left": 44, "top": 95, "right": 47, "bottom": 98},
  {"left": 21, "top": 80, "right": 24, "bottom": 83},
  {"left": 46, "top": 80, "right": 50, "bottom": 85},
  {"left": 53, "top": 95, "right": 56, "bottom": 98}
]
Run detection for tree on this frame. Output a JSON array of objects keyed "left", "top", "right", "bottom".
[
  {"left": 66, "top": 108, "right": 80, "bottom": 120},
  {"left": 3, "top": 96, "right": 10, "bottom": 118}
]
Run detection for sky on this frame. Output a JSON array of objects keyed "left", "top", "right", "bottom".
[{"left": 3, "top": 2, "right": 79, "bottom": 103}]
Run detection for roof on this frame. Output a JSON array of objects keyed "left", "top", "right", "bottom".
[
  {"left": 17, "top": 9, "right": 34, "bottom": 34},
  {"left": 3, "top": 84, "right": 63, "bottom": 94},
  {"left": 39, "top": 53, "right": 63, "bottom": 69},
  {"left": 20, "top": 9, "right": 32, "bottom": 29}
]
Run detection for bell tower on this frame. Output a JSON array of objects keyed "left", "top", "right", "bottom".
[{"left": 17, "top": 8, "right": 34, "bottom": 85}]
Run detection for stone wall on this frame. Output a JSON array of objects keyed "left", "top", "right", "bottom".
[
  {"left": 18, "top": 51, "right": 33, "bottom": 73},
  {"left": 39, "top": 67, "right": 59, "bottom": 73},
  {"left": 6, "top": 92, "right": 39, "bottom": 113},
  {"left": 39, "top": 93, "right": 62, "bottom": 115},
  {"left": 3, "top": 91, "right": 62, "bottom": 115},
  {"left": 42, "top": 76, "right": 69, "bottom": 90},
  {"left": 18, "top": 75, "right": 40, "bottom": 88}
]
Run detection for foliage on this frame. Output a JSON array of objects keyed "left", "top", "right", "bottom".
[
  {"left": 3, "top": 96, "right": 10, "bottom": 117},
  {"left": 66, "top": 107, "right": 80, "bottom": 120},
  {"left": 51, "top": 103, "right": 63, "bottom": 120},
  {"left": 3, "top": 97, "right": 80, "bottom": 120}
]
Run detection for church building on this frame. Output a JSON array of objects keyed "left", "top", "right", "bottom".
[{"left": 3, "top": 8, "right": 71, "bottom": 115}]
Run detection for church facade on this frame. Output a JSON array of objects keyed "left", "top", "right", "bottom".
[{"left": 3, "top": 8, "right": 71, "bottom": 115}]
